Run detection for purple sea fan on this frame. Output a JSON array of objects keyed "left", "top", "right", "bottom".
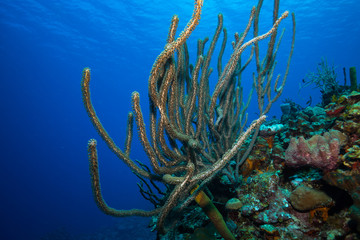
[{"left": 284, "top": 130, "right": 347, "bottom": 172}]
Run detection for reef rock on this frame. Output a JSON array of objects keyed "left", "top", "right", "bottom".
[
  {"left": 289, "top": 185, "right": 334, "bottom": 211},
  {"left": 324, "top": 169, "right": 360, "bottom": 231},
  {"left": 225, "top": 198, "right": 243, "bottom": 210}
]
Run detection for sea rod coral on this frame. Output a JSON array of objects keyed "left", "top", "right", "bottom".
[{"left": 81, "top": 0, "right": 295, "bottom": 238}]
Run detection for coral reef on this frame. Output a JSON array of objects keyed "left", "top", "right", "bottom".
[
  {"left": 221, "top": 88, "right": 360, "bottom": 238},
  {"left": 281, "top": 105, "right": 333, "bottom": 139},
  {"left": 82, "top": 0, "right": 360, "bottom": 238}
]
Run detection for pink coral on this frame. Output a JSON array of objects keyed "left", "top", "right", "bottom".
[{"left": 284, "top": 130, "right": 347, "bottom": 171}]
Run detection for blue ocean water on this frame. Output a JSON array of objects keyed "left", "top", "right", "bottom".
[{"left": 0, "top": 0, "right": 359, "bottom": 239}]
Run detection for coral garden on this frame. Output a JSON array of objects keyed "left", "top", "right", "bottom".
[
  {"left": 80, "top": 0, "right": 359, "bottom": 238},
  {"left": 156, "top": 89, "right": 360, "bottom": 240}
]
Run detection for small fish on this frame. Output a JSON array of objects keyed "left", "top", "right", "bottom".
[{"left": 306, "top": 96, "right": 312, "bottom": 106}]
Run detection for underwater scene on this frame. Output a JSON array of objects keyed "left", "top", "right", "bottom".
[{"left": 1, "top": 0, "right": 360, "bottom": 239}]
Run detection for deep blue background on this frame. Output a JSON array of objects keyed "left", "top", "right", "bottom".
[{"left": 0, "top": 0, "right": 359, "bottom": 239}]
